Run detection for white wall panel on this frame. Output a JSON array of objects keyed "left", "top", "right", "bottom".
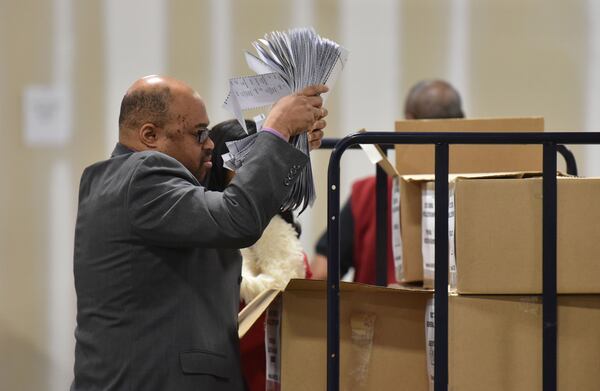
[
  {"left": 584, "top": 0, "right": 600, "bottom": 176},
  {"left": 48, "top": 0, "right": 75, "bottom": 388},
  {"left": 104, "top": 0, "right": 168, "bottom": 154},
  {"left": 208, "top": 0, "right": 232, "bottom": 124},
  {"left": 447, "top": 0, "right": 470, "bottom": 112},
  {"left": 339, "top": 0, "right": 401, "bottom": 202}
]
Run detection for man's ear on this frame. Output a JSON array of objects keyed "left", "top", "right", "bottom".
[{"left": 139, "top": 123, "right": 159, "bottom": 148}]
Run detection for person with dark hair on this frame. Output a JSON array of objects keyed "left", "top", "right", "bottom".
[
  {"left": 206, "top": 119, "right": 258, "bottom": 191},
  {"left": 206, "top": 118, "right": 313, "bottom": 390},
  {"left": 311, "top": 79, "right": 464, "bottom": 283},
  {"left": 71, "top": 75, "right": 328, "bottom": 391}
]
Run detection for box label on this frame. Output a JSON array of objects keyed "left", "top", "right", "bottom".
[
  {"left": 421, "top": 185, "right": 456, "bottom": 287},
  {"left": 449, "top": 189, "right": 457, "bottom": 290},
  {"left": 265, "top": 296, "right": 282, "bottom": 391},
  {"left": 422, "top": 187, "right": 436, "bottom": 283},
  {"left": 391, "top": 177, "right": 404, "bottom": 281},
  {"left": 425, "top": 298, "right": 435, "bottom": 391}
]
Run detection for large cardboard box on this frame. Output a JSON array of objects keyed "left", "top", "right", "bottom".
[
  {"left": 394, "top": 117, "right": 543, "bottom": 175},
  {"left": 454, "top": 175, "right": 600, "bottom": 294},
  {"left": 449, "top": 294, "right": 600, "bottom": 390},
  {"left": 397, "top": 172, "right": 529, "bottom": 285},
  {"left": 239, "top": 279, "right": 431, "bottom": 391},
  {"left": 398, "top": 173, "right": 600, "bottom": 293},
  {"left": 240, "top": 282, "right": 600, "bottom": 389},
  {"left": 393, "top": 117, "right": 544, "bottom": 284}
]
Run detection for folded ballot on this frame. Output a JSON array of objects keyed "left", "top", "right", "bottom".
[{"left": 223, "top": 27, "right": 348, "bottom": 213}]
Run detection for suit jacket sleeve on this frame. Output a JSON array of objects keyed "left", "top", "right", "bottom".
[{"left": 127, "top": 132, "right": 308, "bottom": 248}]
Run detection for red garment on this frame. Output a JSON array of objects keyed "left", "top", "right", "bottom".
[
  {"left": 240, "top": 252, "right": 312, "bottom": 391},
  {"left": 240, "top": 311, "right": 266, "bottom": 391},
  {"left": 350, "top": 176, "right": 396, "bottom": 285},
  {"left": 303, "top": 252, "right": 313, "bottom": 279}
]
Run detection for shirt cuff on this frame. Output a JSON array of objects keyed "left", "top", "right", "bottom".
[{"left": 261, "top": 127, "right": 289, "bottom": 142}]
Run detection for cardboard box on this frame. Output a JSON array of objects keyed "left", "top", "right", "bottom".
[
  {"left": 449, "top": 294, "right": 600, "bottom": 390},
  {"left": 397, "top": 172, "right": 523, "bottom": 285},
  {"left": 420, "top": 172, "right": 539, "bottom": 289},
  {"left": 394, "top": 117, "right": 543, "bottom": 175},
  {"left": 396, "top": 173, "right": 427, "bottom": 283},
  {"left": 392, "top": 117, "right": 543, "bottom": 284},
  {"left": 454, "top": 175, "right": 600, "bottom": 294},
  {"left": 239, "top": 279, "right": 431, "bottom": 391},
  {"left": 239, "top": 282, "right": 600, "bottom": 389},
  {"left": 399, "top": 173, "right": 600, "bottom": 293}
]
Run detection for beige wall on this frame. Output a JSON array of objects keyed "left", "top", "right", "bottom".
[{"left": 1, "top": 0, "right": 598, "bottom": 389}]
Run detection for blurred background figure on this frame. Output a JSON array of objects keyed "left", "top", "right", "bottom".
[
  {"left": 310, "top": 79, "right": 465, "bottom": 283},
  {"left": 404, "top": 79, "right": 465, "bottom": 120}
]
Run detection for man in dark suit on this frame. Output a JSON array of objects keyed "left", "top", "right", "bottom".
[{"left": 72, "top": 75, "right": 327, "bottom": 390}]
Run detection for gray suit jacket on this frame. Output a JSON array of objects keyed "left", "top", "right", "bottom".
[{"left": 72, "top": 133, "right": 307, "bottom": 391}]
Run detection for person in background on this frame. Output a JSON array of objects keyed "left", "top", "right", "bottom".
[
  {"left": 403, "top": 78, "right": 464, "bottom": 120},
  {"left": 72, "top": 75, "right": 327, "bottom": 391},
  {"left": 207, "top": 119, "right": 317, "bottom": 391},
  {"left": 310, "top": 79, "right": 464, "bottom": 283}
]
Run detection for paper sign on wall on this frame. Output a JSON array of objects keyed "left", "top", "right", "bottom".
[{"left": 23, "top": 85, "right": 71, "bottom": 147}]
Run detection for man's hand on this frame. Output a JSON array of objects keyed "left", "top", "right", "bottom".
[
  {"left": 264, "top": 85, "right": 329, "bottom": 140},
  {"left": 308, "top": 107, "right": 327, "bottom": 151}
]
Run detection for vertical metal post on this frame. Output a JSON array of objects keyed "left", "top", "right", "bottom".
[
  {"left": 434, "top": 143, "right": 449, "bottom": 391},
  {"left": 327, "top": 146, "right": 343, "bottom": 391},
  {"left": 543, "top": 142, "right": 558, "bottom": 391},
  {"left": 375, "top": 164, "right": 389, "bottom": 286}
]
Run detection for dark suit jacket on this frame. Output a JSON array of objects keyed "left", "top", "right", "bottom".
[{"left": 72, "top": 133, "right": 307, "bottom": 391}]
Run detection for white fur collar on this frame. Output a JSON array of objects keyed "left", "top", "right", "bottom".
[{"left": 240, "top": 214, "right": 305, "bottom": 303}]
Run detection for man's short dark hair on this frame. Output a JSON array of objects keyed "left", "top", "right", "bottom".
[{"left": 118, "top": 86, "right": 172, "bottom": 130}]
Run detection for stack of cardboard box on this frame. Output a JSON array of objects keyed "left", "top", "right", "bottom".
[
  {"left": 393, "top": 118, "right": 600, "bottom": 390},
  {"left": 240, "top": 118, "right": 600, "bottom": 390},
  {"left": 399, "top": 172, "right": 600, "bottom": 390},
  {"left": 394, "top": 117, "right": 544, "bottom": 284}
]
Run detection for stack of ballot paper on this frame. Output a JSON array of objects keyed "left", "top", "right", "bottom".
[{"left": 223, "top": 27, "right": 348, "bottom": 213}]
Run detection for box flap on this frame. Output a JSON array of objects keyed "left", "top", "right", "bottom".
[
  {"left": 387, "top": 282, "right": 434, "bottom": 292},
  {"left": 286, "top": 278, "right": 432, "bottom": 295},
  {"left": 358, "top": 129, "right": 400, "bottom": 177},
  {"left": 395, "top": 116, "right": 543, "bottom": 131},
  {"left": 238, "top": 288, "right": 281, "bottom": 338},
  {"left": 374, "top": 144, "right": 400, "bottom": 177},
  {"left": 395, "top": 117, "right": 544, "bottom": 175},
  {"left": 400, "top": 171, "right": 564, "bottom": 184}
]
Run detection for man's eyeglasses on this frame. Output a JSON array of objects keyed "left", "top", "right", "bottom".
[{"left": 194, "top": 127, "right": 211, "bottom": 144}]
